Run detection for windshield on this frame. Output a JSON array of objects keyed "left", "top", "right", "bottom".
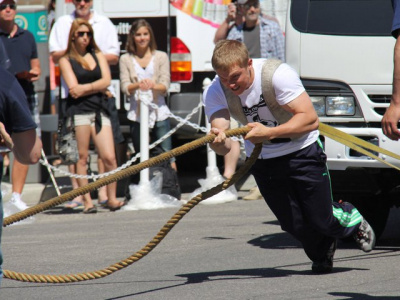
[{"left": 291, "top": 0, "right": 393, "bottom": 36}]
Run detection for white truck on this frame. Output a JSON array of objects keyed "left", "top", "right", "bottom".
[{"left": 286, "top": 0, "right": 399, "bottom": 238}]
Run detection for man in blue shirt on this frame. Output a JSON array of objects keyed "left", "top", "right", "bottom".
[
  {"left": 0, "top": 65, "right": 42, "bottom": 284},
  {"left": 0, "top": 38, "right": 9, "bottom": 69}
]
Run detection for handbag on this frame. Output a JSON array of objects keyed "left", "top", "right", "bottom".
[{"left": 56, "top": 116, "right": 79, "bottom": 165}]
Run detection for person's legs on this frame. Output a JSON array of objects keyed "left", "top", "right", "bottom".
[
  {"left": 93, "top": 119, "right": 121, "bottom": 209},
  {"left": 152, "top": 119, "right": 172, "bottom": 151},
  {"left": 11, "top": 159, "right": 29, "bottom": 210},
  {"left": 63, "top": 164, "right": 84, "bottom": 208},
  {"left": 152, "top": 119, "right": 177, "bottom": 170},
  {"left": 96, "top": 158, "right": 108, "bottom": 203},
  {"left": 125, "top": 121, "right": 141, "bottom": 201},
  {"left": 74, "top": 122, "right": 95, "bottom": 211},
  {"left": 98, "top": 96, "right": 123, "bottom": 204},
  {"left": 252, "top": 156, "right": 332, "bottom": 263},
  {"left": 131, "top": 121, "right": 141, "bottom": 157},
  {"left": 10, "top": 94, "right": 41, "bottom": 210},
  {"left": 253, "top": 142, "right": 371, "bottom": 264},
  {"left": 295, "top": 142, "right": 374, "bottom": 253},
  {"left": 293, "top": 143, "right": 362, "bottom": 238}
]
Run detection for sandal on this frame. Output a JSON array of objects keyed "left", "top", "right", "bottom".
[
  {"left": 64, "top": 200, "right": 84, "bottom": 209},
  {"left": 98, "top": 199, "right": 108, "bottom": 207},
  {"left": 83, "top": 206, "right": 97, "bottom": 214},
  {"left": 104, "top": 201, "right": 125, "bottom": 212}
]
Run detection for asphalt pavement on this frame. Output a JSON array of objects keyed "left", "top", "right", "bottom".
[{"left": 1, "top": 190, "right": 400, "bottom": 299}]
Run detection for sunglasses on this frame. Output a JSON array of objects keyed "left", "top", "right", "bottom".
[
  {"left": 76, "top": 31, "right": 93, "bottom": 38},
  {"left": 0, "top": 3, "right": 17, "bottom": 11},
  {"left": 74, "top": 0, "right": 91, "bottom": 3}
]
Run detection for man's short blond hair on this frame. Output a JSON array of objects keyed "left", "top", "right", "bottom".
[{"left": 211, "top": 40, "right": 249, "bottom": 72}]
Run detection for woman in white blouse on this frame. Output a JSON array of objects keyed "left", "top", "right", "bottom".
[{"left": 119, "top": 19, "right": 175, "bottom": 191}]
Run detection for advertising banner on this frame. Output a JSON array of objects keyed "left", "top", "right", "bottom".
[{"left": 15, "top": 9, "right": 48, "bottom": 43}]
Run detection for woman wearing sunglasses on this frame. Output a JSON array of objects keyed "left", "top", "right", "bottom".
[{"left": 59, "top": 18, "right": 124, "bottom": 213}]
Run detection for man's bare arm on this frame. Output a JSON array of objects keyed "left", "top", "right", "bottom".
[
  {"left": 382, "top": 32, "right": 400, "bottom": 140},
  {"left": 209, "top": 109, "right": 232, "bottom": 156},
  {"left": 12, "top": 129, "right": 42, "bottom": 164},
  {"left": 245, "top": 92, "right": 319, "bottom": 144}
]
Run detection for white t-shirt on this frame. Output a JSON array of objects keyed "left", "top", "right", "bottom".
[
  {"left": 49, "top": 11, "right": 120, "bottom": 98},
  {"left": 203, "top": 59, "right": 319, "bottom": 159}
]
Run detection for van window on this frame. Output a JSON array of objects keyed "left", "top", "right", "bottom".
[{"left": 290, "top": 0, "right": 393, "bottom": 36}]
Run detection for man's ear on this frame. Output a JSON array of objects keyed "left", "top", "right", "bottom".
[{"left": 248, "top": 58, "right": 253, "bottom": 68}]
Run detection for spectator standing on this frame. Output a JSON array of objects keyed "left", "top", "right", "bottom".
[
  {"left": 214, "top": 0, "right": 281, "bottom": 45},
  {"left": 49, "top": 0, "right": 123, "bottom": 208},
  {"left": 226, "top": 0, "right": 285, "bottom": 61},
  {"left": 0, "top": 65, "right": 42, "bottom": 285},
  {"left": 58, "top": 19, "right": 124, "bottom": 213},
  {"left": 119, "top": 19, "right": 173, "bottom": 200},
  {"left": 0, "top": 0, "right": 42, "bottom": 210},
  {"left": 204, "top": 40, "right": 376, "bottom": 273},
  {"left": 214, "top": 0, "right": 243, "bottom": 44}
]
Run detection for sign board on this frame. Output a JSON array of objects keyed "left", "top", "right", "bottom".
[{"left": 16, "top": 6, "right": 48, "bottom": 43}]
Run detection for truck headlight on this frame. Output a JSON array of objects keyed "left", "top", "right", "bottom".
[
  {"left": 326, "top": 96, "right": 355, "bottom": 116},
  {"left": 310, "top": 96, "right": 325, "bottom": 116}
]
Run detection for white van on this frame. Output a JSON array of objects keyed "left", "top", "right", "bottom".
[{"left": 286, "top": 0, "right": 398, "bottom": 237}]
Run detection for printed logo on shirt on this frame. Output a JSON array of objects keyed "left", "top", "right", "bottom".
[{"left": 243, "top": 94, "right": 278, "bottom": 127}]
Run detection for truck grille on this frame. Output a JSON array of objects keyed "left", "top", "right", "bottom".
[
  {"left": 368, "top": 95, "right": 391, "bottom": 103},
  {"left": 369, "top": 95, "right": 391, "bottom": 116}
]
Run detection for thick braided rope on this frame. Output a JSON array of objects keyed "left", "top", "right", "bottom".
[{"left": 3, "top": 129, "right": 260, "bottom": 283}]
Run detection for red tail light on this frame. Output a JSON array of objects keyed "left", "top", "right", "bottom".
[
  {"left": 55, "top": 65, "right": 60, "bottom": 86},
  {"left": 170, "top": 37, "right": 192, "bottom": 83}
]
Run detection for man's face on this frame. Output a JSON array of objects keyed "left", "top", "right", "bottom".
[
  {"left": 73, "top": 0, "right": 92, "bottom": 18},
  {"left": 0, "top": 0, "right": 17, "bottom": 22},
  {"left": 238, "top": 0, "right": 260, "bottom": 23},
  {"left": 216, "top": 59, "right": 254, "bottom": 96}
]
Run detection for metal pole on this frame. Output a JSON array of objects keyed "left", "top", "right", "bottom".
[{"left": 139, "top": 93, "right": 150, "bottom": 184}]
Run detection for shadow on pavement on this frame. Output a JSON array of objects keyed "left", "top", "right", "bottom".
[
  {"left": 176, "top": 266, "right": 355, "bottom": 284},
  {"left": 329, "top": 292, "right": 399, "bottom": 299},
  {"left": 247, "top": 232, "right": 302, "bottom": 250}
]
